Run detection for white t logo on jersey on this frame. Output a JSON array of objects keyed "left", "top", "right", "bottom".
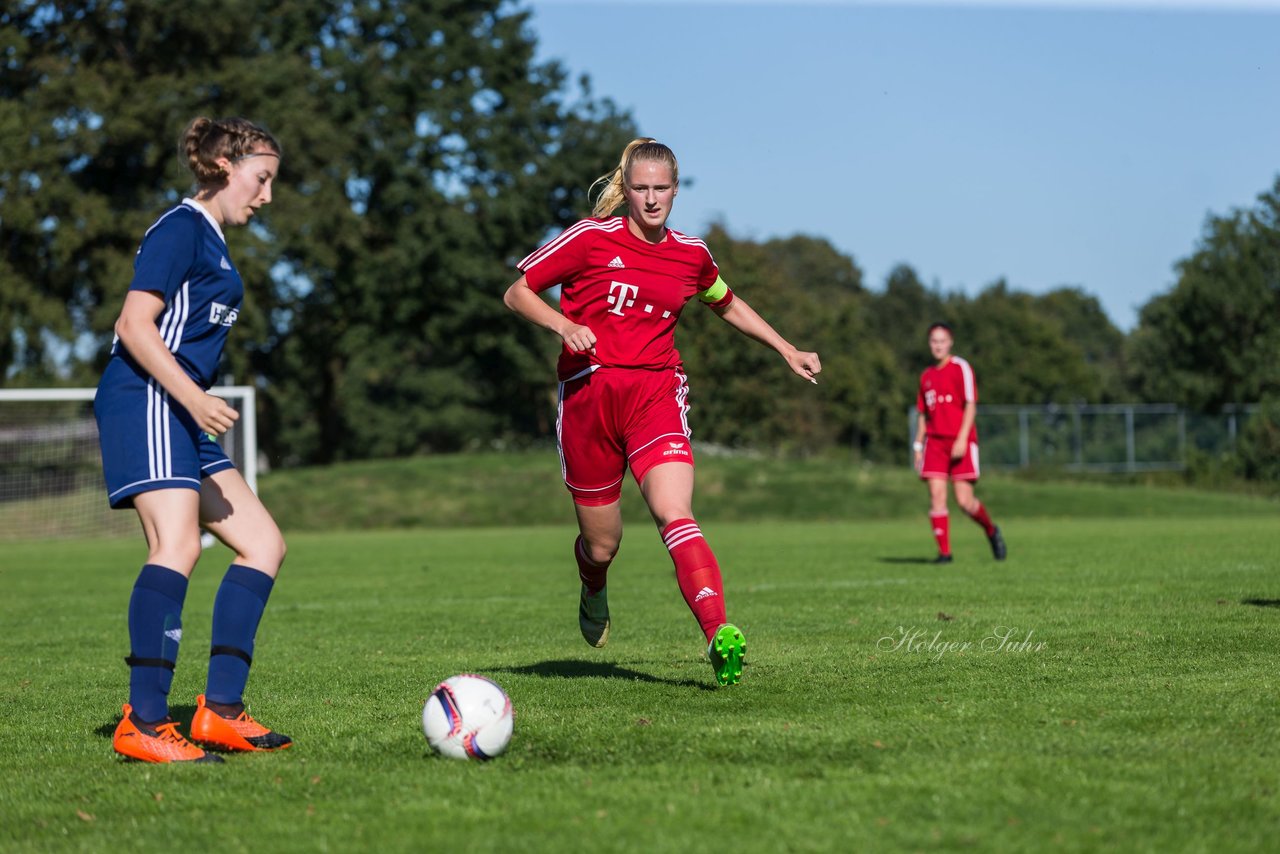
[{"left": 606, "top": 281, "right": 639, "bottom": 316}]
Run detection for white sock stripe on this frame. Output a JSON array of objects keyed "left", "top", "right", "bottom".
[
  {"left": 662, "top": 522, "right": 700, "bottom": 542},
  {"left": 663, "top": 525, "right": 704, "bottom": 548},
  {"left": 664, "top": 532, "right": 705, "bottom": 551}
]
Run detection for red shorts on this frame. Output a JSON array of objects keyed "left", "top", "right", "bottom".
[
  {"left": 557, "top": 366, "right": 694, "bottom": 505},
  {"left": 918, "top": 436, "right": 980, "bottom": 481}
]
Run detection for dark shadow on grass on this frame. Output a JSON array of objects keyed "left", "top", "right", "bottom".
[
  {"left": 877, "top": 556, "right": 938, "bottom": 565},
  {"left": 491, "top": 659, "right": 715, "bottom": 691},
  {"left": 94, "top": 703, "right": 198, "bottom": 739},
  {"left": 1242, "top": 598, "right": 1280, "bottom": 609}
]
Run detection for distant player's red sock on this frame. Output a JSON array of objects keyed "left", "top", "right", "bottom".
[
  {"left": 930, "top": 511, "right": 951, "bottom": 557},
  {"left": 662, "top": 518, "right": 726, "bottom": 642},
  {"left": 574, "top": 535, "right": 611, "bottom": 595},
  {"left": 965, "top": 501, "right": 997, "bottom": 536}
]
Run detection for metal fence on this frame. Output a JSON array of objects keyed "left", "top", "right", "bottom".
[{"left": 910, "top": 404, "right": 1259, "bottom": 473}]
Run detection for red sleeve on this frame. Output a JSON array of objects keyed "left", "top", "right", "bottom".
[
  {"left": 916, "top": 372, "right": 926, "bottom": 413},
  {"left": 699, "top": 246, "right": 720, "bottom": 291},
  {"left": 693, "top": 239, "right": 733, "bottom": 308},
  {"left": 517, "top": 220, "right": 597, "bottom": 294}
]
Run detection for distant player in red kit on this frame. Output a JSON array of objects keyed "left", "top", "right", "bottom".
[
  {"left": 913, "top": 323, "right": 1006, "bottom": 563},
  {"left": 503, "top": 138, "right": 822, "bottom": 685}
]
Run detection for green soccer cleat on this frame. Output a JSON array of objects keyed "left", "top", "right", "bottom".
[
  {"left": 579, "top": 584, "right": 610, "bottom": 648},
  {"left": 708, "top": 624, "right": 746, "bottom": 686}
]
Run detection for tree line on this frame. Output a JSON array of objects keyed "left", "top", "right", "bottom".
[{"left": 2, "top": 1, "right": 1276, "bottom": 478}]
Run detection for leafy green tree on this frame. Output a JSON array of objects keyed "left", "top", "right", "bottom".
[
  {"left": 1237, "top": 393, "right": 1280, "bottom": 484},
  {"left": 867, "top": 272, "right": 1121, "bottom": 410},
  {"left": 677, "top": 227, "right": 901, "bottom": 459},
  {"left": 945, "top": 282, "right": 1103, "bottom": 405},
  {"left": 863, "top": 264, "right": 948, "bottom": 428},
  {"left": 1, "top": 0, "right": 635, "bottom": 463},
  {"left": 1128, "top": 177, "right": 1280, "bottom": 410},
  {"left": 1034, "top": 287, "right": 1127, "bottom": 401}
]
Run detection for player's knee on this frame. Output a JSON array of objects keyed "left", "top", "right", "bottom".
[
  {"left": 651, "top": 507, "right": 694, "bottom": 530},
  {"left": 583, "top": 533, "right": 620, "bottom": 564},
  {"left": 151, "top": 536, "right": 203, "bottom": 575},
  {"left": 240, "top": 531, "right": 287, "bottom": 575}
]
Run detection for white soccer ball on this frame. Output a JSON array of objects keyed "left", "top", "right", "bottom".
[{"left": 422, "top": 674, "right": 514, "bottom": 760}]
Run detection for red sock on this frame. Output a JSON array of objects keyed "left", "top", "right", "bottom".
[
  {"left": 930, "top": 511, "right": 951, "bottom": 556},
  {"left": 574, "top": 535, "right": 610, "bottom": 594},
  {"left": 661, "top": 518, "right": 726, "bottom": 642},
  {"left": 965, "top": 501, "right": 997, "bottom": 536}
]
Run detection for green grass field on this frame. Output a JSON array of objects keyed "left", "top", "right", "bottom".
[{"left": 3, "top": 465, "right": 1279, "bottom": 852}]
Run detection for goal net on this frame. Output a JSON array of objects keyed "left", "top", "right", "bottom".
[{"left": 0, "top": 386, "right": 258, "bottom": 540}]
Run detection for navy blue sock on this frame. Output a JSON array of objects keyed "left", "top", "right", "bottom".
[
  {"left": 126, "top": 564, "right": 189, "bottom": 723},
  {"left": 206, "top": 564, "right": 275, "bottom": 705}
]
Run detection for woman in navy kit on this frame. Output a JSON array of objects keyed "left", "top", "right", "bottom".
[
  {"left": 504, "top": 138, "right": 822, "bottom": 685},
  {"left": 97, "top": 117, "right": 291, "bottom": 763}
]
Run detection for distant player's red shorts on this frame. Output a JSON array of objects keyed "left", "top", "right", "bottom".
[
  {"left": 918, "top": 436, "right": 980, "bottom": 482},
  {"left": 557, "top": 366, "right": 694, "bottom": 506}
]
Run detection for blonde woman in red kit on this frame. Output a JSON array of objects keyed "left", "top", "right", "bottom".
[{"left": 504, "top": 138, "right": 821, "bottom": 685}]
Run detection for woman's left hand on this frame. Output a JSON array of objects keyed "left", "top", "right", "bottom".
[{"left": 786, "top": 350, "right": 822, "bottom": 384}]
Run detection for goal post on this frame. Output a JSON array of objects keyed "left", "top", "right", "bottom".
[{"left": 0, "top": 385, "right": 258, "bottom": 540}]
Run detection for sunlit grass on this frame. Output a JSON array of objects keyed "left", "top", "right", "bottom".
[{"left": 3, "top": 508, "right": 1278, "bottom": 851}]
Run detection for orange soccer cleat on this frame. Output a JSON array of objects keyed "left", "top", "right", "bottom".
[
  {"left": 112, "top": 705, "right": 224, "bottom": 764},
  {"left": 190, "top": 694, "right": 293, "bottom": 752}
]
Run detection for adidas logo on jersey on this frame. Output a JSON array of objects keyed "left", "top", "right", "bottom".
[
  {"left": 219, "top": 255, "right": 232, "bottom": 271},
  {"left": 608, "top": 256, "right": 625, "bottom": 269},
  {"left": 694, "top": 586, "right": 719, "bottom": 603}
]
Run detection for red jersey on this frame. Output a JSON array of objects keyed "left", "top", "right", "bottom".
[
  {"left": 917, "top": 356, "right": 979, "bottom": 441},
  {"left": 518, "top": 217, "right": 723, "bottom": 380}
]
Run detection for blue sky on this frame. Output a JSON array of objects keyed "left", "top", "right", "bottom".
[{"left": 523, "top": 0, "right": 1280, "bottom": 330}]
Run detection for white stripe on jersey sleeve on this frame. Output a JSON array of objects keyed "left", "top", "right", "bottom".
[
  {"left": 669, "top": 230, "right": 717, "bottom": 264},
  {"left": 953, "top": 356, "right": 976, "bottom": 403},
  {"left": 518, "top": 218, "right": 625, "bottom": 271}
]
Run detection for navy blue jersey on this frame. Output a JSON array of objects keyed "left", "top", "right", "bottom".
[{"left": 108, "top": 199, "right": 243, "bottom": 389}]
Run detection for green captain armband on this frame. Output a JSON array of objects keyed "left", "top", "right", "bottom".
[{"left": 698, "top": 275, "right": 731, "bottom": 304}]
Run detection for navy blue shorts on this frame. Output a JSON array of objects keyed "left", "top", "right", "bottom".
[{"left": 95, "top": 359, "right": 235, "bottom": 509}]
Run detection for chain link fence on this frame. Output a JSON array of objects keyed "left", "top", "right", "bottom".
[{"left": 910, "top": 404, "right": 1259, "bottom": 472}]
